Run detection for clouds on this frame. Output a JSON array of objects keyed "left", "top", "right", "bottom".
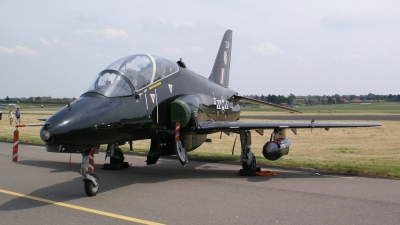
[
  {"left": 69, "top": 28, "right": 130, "bottom": 40},
  {"left": 0, "top": 45, "right": 39, "bottom": 57},
  {"left": 335, "top": 54, "right": 363, "bottom": 60},
  {"left": 321, "top": 15, "right": 368, "bottom": 29},
  {"left": 162, "top": 46, "right": 203, "bottom": 55},
  {"left": 172, "top": 21, "right": 196, "bottom": 28},
  {"left": 37, "top": 28, "right": 131, "bottom": 53},
  {"left": 249, "top": 42, "right": 285, "bottom": 57},
  {"left": 73, "top": 11, "right": 98, "bottom": 22},
  {"left": 101, "top": 28, "right": 130, "bottom": 39},
  {"left": 248, "top": 42, "right": 306, "bottom": 62},
  {"left": 39, "top": 37, "right": 74, "bottom": 49},
  {"left": 70, "top": 29, "right": 99, "bottom": 36},
  {"left": 335, "top": 52, "right": 398, "bottom": 61},
  {"left": 143, "top": 18, "right": 197, "bottom": 31},
  {"left": 1, "top": 1, "right": 400, "bottom": 98}
]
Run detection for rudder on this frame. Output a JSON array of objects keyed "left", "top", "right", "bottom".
[{"left": 208, "top": 29, "right": 232, "bottom": 87}]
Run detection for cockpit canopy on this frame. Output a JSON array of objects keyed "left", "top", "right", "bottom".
[{"left": 86, "top": 54, "right": 179, "bottom": 97}]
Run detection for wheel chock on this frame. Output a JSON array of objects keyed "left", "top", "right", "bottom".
[
  {"left": 238, "top": 169, "right": 256, "bottom": 176},
  {"left": 237, "top": 168, "right": 277, "bottom": 176},
  {"left": 101, "top": 162, "right": 131, "bottom": 170},
  {"left": 101, "top": 164, "right": 122, "bottom": 170},
  {"left": 256, "top": 170, "right": 276, "bottom": 176},
  {"left": 121, "top": 162, "right": 131, "bottom": 168}
]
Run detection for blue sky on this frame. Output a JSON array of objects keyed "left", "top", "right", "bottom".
[{"left": 1, "top": 0, "right": 399, "bottom": 98}]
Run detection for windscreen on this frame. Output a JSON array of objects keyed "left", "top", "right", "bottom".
[
  {"left": 153, "top": 56, "right": 179, "bottom": 82},
  {"left": 86, "top": 71, "right": 133, "bottom": 97},
  {"left": 106, "top": 54, "right": 154, "bottom": 90},
  {"left": 86, "top": 54, "right": 179, "bottom": 96}
]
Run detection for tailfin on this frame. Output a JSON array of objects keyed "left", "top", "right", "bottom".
[{"left": 208, "top": 29, "right": 232, "bottom": 87}]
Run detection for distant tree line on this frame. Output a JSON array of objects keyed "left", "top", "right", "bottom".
[
  {"left": 2, "top": 96, "right": 74, "bottom": 105},
  {"left": 245, "top": 93, "right": 400, "bottom": 105},
  {"left": 4, "top": 93, "right": 400, "bottom": 106}
]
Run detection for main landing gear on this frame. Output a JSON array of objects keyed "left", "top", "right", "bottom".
[
  {"left": 102, "top": 144, "right": 130, "bottom": 170},
  {"left": 174, "top": 121, "right": 188, "bottom": 166},
  {"left": 79, "top": 149, "right": 100, "bottom": 196},
  {"left": 239, "top": 130, "right": 259, "bottom": 176}
]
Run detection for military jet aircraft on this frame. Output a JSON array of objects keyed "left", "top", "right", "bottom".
[{"left": 38, "top": 30, "right": 381, "bottom": 196}]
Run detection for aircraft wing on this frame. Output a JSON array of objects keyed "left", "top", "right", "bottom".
[
  {"left": 234, "top": 95, "right": 302, "bottom": 114},
  {"left": 196, "top": 120, "right": 381, "bottom": 133}
]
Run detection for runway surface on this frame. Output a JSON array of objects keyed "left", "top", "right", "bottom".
[
  {"left": 1, "top": 142, "right": 400, "bottom": 225},
  {"left": 241, "top": 115, "right": 400, "bottom": 121}
]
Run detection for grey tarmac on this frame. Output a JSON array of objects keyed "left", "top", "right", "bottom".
[
  {"left": 1, "top": 142, "right": 400, "bottom": 225},
  {"left": 241, "top": 115, "right": 400, "bottom": 121}
]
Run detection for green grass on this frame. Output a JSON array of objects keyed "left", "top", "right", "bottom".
[
  {"left": 297, "top": 103, "right": 400, "bottom": 112},
  {"left": 242, "top": 102, "right": 400, "bottom": 114}
]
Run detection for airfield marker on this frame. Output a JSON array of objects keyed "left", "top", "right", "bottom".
[
  {"left": 175, "top": 122, "right": 180, "bottom": 142},
  {"left": 12, "top": 130, "right": 19, "bottom": 162},
  {"left": 89, "top": 149, "right": 94, "bottom": 173}
]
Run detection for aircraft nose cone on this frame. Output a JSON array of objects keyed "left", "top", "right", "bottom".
[
  {"left": 43, "top": 96, "right": 115, "bottom": 145},
  {"left": 43, "top": 107, "right": 90, "bottom": 144},
  {"left": 40, "top": 128, "right": 51, "bottom": 141}
]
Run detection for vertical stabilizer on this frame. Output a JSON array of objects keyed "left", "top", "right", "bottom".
[{"left": 208, "top": 30, "right": 232, "bottom": 87}]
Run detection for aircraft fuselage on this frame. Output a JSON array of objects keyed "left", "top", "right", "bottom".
[{"left": 42, "top": 67, "right": 239, "bottom": 147}]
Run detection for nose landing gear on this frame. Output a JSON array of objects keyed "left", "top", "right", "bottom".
[{"left": 79, "top": 148, "right": 100, "bottom": 196}]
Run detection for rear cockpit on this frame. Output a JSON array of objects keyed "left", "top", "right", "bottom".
[{"left": 85, "top": 54, "right": 179, "bottom": 97}]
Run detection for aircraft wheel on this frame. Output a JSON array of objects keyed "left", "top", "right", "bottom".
[
  {"left": 84, "top": 174, "right": 100, "bottom": 196},
  {"left": 175, "top": 141, "right": 188, "bottom": 165},
  {"left": 250, "top": 154, "right": 256, "bottom": 171},
  {"left": 242, "top": 153, "right": 256, "bottom": 171},
  {"left": 242, "top": 161, "right": 248, "bottom": 170}
]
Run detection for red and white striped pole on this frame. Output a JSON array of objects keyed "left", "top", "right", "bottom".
[
  {"left": 89, "top": 149, "right": 94, "bottom": 174},
  {"left": 175, "top": 121, "right": 180, "bottom": 142},
  {"left": 12, "top": 130, "right": 19, "bottom": 162}
]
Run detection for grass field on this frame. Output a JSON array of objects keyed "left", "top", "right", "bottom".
[
  {"left": 242, "top": 102, "right": 400, "bottom": 115},
  {"left": 1, "top": 103, "right": 399, "bottom": 178}
]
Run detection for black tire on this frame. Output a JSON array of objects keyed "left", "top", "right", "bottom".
[
  {"left": 250, "top": 154, "right": 256, "bottom": 171},
  {"left": 242, "top": 161, "right": 248, "bottom": 170},
  {"left": 242, "top": 153, "right": 256, "bottom": 171},
  {"left": 84, "top": 174, "right": 100, "bottom": 196},
  {"left": 175, "top": 141, "right": 188, "bottom": 165}
]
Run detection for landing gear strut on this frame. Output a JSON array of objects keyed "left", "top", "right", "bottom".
[
  {"left": 239, "top": 130, "right": 258, "bottom": 175},
  {"left": 79, "top": 148, "right": 99, "bottom": 196}
]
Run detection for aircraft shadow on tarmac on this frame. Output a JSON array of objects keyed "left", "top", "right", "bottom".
[{"left": 1, "top": 157, "right": 335, "bottom": 212}]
